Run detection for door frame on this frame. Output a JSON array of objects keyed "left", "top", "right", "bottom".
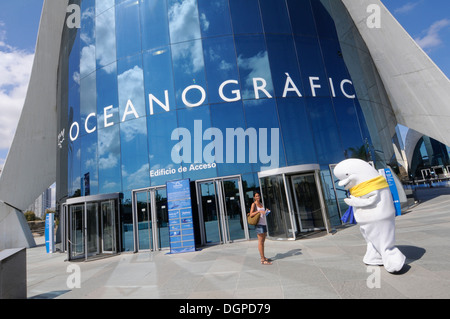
[
  {"left": 195, "top": 175, "right": 249, "bottom": 246},
  {"left": 63, "top": 193, "right": 121, "bottom": 261},
  {"left": 258, "top": 164, "right": 331, "bottom": 240},
  {"left": 132, "top": 186, "right": 168, "bottom": 252}
]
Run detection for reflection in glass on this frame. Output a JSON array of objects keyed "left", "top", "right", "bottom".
[
  {"left": 171, "top": 39, "right": 207, "bottom": 108},
  {"left": 276, "top": 97, "right": 317, "bottom": 166},
  {"left": 118, "top": 55, "right": 146, "bottom": 121},
  {"left": 259, "top": 0, "right": 291, "bottom": 34},
  {"left": 120, "top": 117, "right": 150, "bottom": 191},
  {"left": 147, "top": 111, "right": 182, "bottom": 186},
  {"left": 197, "top": 0, "right": 232, "bottom": 38},
  {"left": 222, "top": 179, "right": 245, "bottom": 241},
  {"left": 260, "top": 175, "right": 293, "bottom": 239},
  {"left": 229, "top": 0, "right": 263, "bottom": 35},
  {"left": 98, "top": 125, "right": 122, "bottom": 193},
  {"left": 141, "top": 0, "right": 170, "bottom": 50},
  {"left": 70, "top": 205, "right": 84, "bottom": 258},
  {"left": 96, "top": 6, "right": 116, "bottom": 69},
  {"left": 306, "top": 97, "right": 343, "bottom": 164},
  {"left": 97, "top": 63, "right": 119, "bottom": 130},
  {"left": 80, "top": 132, "right": 98, "bottom": 196},
  {"left": 235, "top": 35, "right": 273, "bottom": 100},
  {"left": 168, "top": 0, "right": 201, "bottom": 43},
  {"left": 136, "top": 191, "right": 152, "bottom": 250},
  {"left": 143, "top": 48, "right": 175, "bottom": 115},
  {"left": 202, "top": 36, "right": 239, "bottom": 104},
  {"left": 155, "top": 188, "right": 169, "bottom": 249},
  {"left": 266, "top": 34, "right": 304, "bottom": 98},
  {"left": 290, "top": 174, "right": 324, "bottom": 232},
  {"left": 243, "top": 99, "right": 284, "bottom": 171},
  {"left": 79, "top": 0, "right": 96, "bottom": 78},
  {"left": 115, "top": 0, "right": 141, "bottom": 59},
  {"left": 286, "top": 0, "right": 317, "bottom": 37},
  {"left": 210, "top": 102, "right": 252, "bottom": 177},
  {"left": 199, "top": 181, "right": 220, "bottom": 243}
]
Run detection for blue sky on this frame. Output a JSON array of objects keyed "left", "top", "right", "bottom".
[{"left": 0, "top": 0, "right": 449, "bottom": 170}]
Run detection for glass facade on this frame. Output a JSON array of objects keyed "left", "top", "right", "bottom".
[{"left": 58, "top": 0, "right": 389, "bottom": 249}]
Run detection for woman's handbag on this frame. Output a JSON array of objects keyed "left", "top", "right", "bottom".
[{"left": 247, "top": 212, "right": 260, "bottom": 226}]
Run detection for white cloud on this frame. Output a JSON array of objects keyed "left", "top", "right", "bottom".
[
  {"left": 394, "top": 1, "right": 421, "bottom": 14},
  {"left": 0, "top": 23, "right": 34, "bottom": 156},
  {"left": 415, "top": 19, "right": 450, "bottom": 51}
]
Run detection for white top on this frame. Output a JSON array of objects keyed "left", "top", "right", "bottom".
[{"left": 256, "top": 205, "right": 266, "bottom": 226}]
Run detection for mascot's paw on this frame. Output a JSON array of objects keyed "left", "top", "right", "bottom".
[{"left": 383, "top": 249, "right": 406, "bottom": 273}]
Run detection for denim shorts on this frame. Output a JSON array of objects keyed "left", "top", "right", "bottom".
[{"left": 255, "top": 225, "right": 267, "bottom": 234}]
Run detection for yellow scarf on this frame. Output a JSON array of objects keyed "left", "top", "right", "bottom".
[{"left": 349, "top": 175, "right": 389, "bottom": 197}]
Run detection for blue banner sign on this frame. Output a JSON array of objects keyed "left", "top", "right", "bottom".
[
  {"left": 45, "top": 213, "right": 55, "bottom": 253},
  {"left": 379, "top": 168, "right": 401, "bottom": 216},
  {"left": 166, "top": 179, "right": 196, "bottom": 254}
]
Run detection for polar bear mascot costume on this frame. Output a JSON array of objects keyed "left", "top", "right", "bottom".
[{"left": 333, "top": 159, "right": 405, "bottom": 273}]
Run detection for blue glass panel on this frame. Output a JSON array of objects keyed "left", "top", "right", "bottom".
[
  {"left": 97, "top": 63, "right": 119, "bottom": 130},
  {"left": 96, "top": 0, "right": 115, "bottom": 16},
  {"left": 168, "top": 0, "right": 201, "bottom": 43},
  {"left": 276, "top": 97, "right": 317, "bottom": 165},
  {"left": 171, "top": 39, "right": 207, "bottom": 108},
  {"left": 143, "top": 47, "right": 176, "bottom": 115},
  {"left": 234, "top": 35, "right": 274, "bottom": 100},
  {"left": 68, "top": 139, "right": 81, "bottom": 197},
  {"left": 197, "top": 0, "right": 232, "bottom": 38},
  {"left": 120, "top": 117, "right": 150, "bottom": 191},
  {"left": 98, "top": 125, "right": 122, "bottom": 194},
  {"left": 333, "top": 98, "right": 365, "bottom": 158},
  {"left": 306, "top": 97, "right": 343, "bottom": 164},
  {"left": 79, "top": 72, "right": 97, "bottom": 138},
  {"left": 121, "top": 190, "right": 134, "bottom": 252},
  {"left": 147, "top": 111, "right": 182, "bottom": 186},
  {"left": 294, "top": 36, "right": 330, "bottom": 98},
  {"left": 79, "top": 0, "right": 96, "bottom": 78},
  {"left": 259, "top": 0, "right": 291, "bottom": 34},
  {"left": 176, "top": 105, "right": 217, "bottom": 179},
  {"left": 265, "top": 34, "right": 304, "bottom": 98},
  {"left": 229, "top": 0, "right": 263, "bottom": 34},
  {"left": 116, "top": 0, "right": 141, "bottom": 60},
  {"left": 140, "top": 0, "right": 170, "bottom": 50},
  {"left": 286, "top": 0, "right": 317, "bottom": 37},
  {"left": 80, "top": 131, "right": 98, "bottom": 196},
  {"left": 202, "top": 36, "right": 239, "bottom": 104},
  {"left": 243, "top": 99, "right": 285, "bottom": 171},
  {"left": 68, "top": 34, "right": 80, "bottom": 91},
  {"left": 310, "top": 0, "right": 338, "bottom": 40},
  {"left": 95, "top": 6, "right": 116, "bottom": 68},
  {"left": 210, "top": 102, "right": 253, "bottom": 176},
  {"left": 117, "top": 54, "right": 146, "bottom": 121}
]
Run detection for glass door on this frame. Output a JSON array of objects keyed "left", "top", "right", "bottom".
[
  {"left": 101, "top": 200, "right": 116, "bottom": 253},
  {"left": 136, "top": 191, "right": 153, "bottom": 250},
  {"left": 290, "top": 174, "right": 325, "bottom": 232},
  {"left": 133, "top": 187, "right": 169, "bottom": 251},
  {"left": 197, "top": 176, "right": 248, "bottom": 245},
  {"left": 198, "top": 181, "right": 222, "bottom": 244},
  {"left": 69, "top": 204, "right": 85, "bottom": 259},
  {"left": 86, "top": 202, "right": 99, "bottom": 256},
  {"left": 155, "top": 188, "right": 169, "bottom": 249},
  {"left": 220, "top": 178, "right": 246, "bottom": 242}
]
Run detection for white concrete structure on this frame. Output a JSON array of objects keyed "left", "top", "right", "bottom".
[
  {"left": 342, "top": 0, "right": 450, "bottom": 147},
  {"left": 0, "top": 0, "right": 68, "bottom": 249}
]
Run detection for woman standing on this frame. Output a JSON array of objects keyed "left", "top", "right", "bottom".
[{"left": 249, "top": 192, "right": 272, "bottom": 265}]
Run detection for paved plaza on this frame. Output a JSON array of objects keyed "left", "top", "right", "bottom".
[{"left": 26, "top": 188, "right": 450, "bottom": 299}]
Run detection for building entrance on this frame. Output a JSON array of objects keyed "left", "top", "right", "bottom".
[
  {"left": 132, "top": 187, "right": 169, "bottom": 251},
  {"left": 63, "top": 193, "right": 120, "bottom": 261},
  {"left": 196, "top": 176, "right": 250, "bottom": 245},
  {"left": 258, "top": 165, "right": 330, "bottom": 240}
]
